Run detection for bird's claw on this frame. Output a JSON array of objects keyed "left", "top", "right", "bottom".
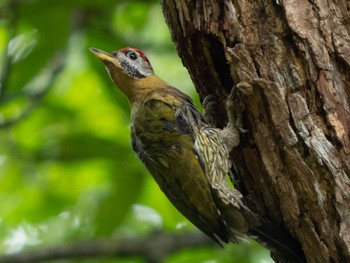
[
  {"left": 202, "top": 94, "right": 216, "bottom": 108},
  {"left": 202, "top": 94, "right": 218, "bottom": 123}
]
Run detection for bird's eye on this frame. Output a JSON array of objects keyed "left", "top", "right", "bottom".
[{"left": 128, "top": 51, "right": 138, "bottom": 60}]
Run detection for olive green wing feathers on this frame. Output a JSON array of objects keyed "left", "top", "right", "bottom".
[{"left": 131, "top": 93, "right": 230, "bottom": 243}]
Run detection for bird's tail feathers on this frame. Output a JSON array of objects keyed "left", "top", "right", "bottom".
[{"left": 249, "top": 217, "right": 306, "bottom": 263}]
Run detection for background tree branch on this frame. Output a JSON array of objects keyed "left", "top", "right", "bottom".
[
  {"left": 0, "top": 0, "right": 18, "bottom": 97},
  {"left": 0, "top": 232, "right": 214, "bottom": 263},
  {"left": 0, "top": 52, "right": 65, "bottom": 128}
]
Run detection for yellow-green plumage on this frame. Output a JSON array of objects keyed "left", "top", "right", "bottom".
[
  {"left": 131, "top": 86, "right": 230, "bottom": 243},
  {"left": 89, "top": 46, "right": 231, "bottom": 243}
]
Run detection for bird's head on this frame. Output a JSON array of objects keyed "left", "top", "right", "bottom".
[
  {"left": 90, "top": 47, "right": 154, "bottom": 79},
  {"left": 90, "top": 47, "right": 168, "bottom": 107}
]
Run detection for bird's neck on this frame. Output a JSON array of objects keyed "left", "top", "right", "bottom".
[{"left": 111, "top": 74, "right": 169, "bottom": 113}]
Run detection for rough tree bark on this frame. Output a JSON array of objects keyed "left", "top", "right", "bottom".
[{"left": 162, "top": 1, "right": 350, "bottom": 263}]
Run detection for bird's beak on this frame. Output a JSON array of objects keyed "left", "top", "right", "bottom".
[{"left": 89, "top": 47, "right": 115, "bottom": 64}]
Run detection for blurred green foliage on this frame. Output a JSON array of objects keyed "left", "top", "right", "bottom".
[{"left": 0, "top": 0, "right": 272, "bottom": 262}]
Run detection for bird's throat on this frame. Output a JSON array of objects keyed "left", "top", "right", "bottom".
[{"left": 110, "top": 74, "right": 170, "bottom": 111}]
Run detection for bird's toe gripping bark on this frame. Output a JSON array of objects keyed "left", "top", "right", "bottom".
[
  {"left": 202, "top": 94, "right": 218, "bottom": 123},
  {"left": 220, "top": 85, "right": 246, "bottom": 151}
]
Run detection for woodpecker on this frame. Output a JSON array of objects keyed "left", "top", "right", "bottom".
[{"left": 90, "top": 47, "right": 306, "bottom": 263}]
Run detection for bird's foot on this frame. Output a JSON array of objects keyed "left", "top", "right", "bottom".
[
  {"left": 220, "top": 85, "right": 247, "bottom": 150},
  {"left": 202, "top": 94, "right": 217, "bottom": 124}
]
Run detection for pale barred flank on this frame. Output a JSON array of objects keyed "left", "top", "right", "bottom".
[{"left": 193, "top": 126, "right": 231, "bottom": 185}]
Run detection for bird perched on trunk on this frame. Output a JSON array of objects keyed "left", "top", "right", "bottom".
[{"left": 90, "top": 47, "right": 306, "bottom": 263}]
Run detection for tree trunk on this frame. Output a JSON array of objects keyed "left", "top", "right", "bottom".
[{"left": 162, "top": 1, "right": 350, "bottom": 262}]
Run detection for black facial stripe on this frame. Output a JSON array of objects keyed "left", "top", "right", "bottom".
[{"left": 121, "top": 61, "right": 146, "bottom": 79}]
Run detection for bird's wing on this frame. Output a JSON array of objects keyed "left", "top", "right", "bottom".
[{"left": 131, "top": 94, "right": 230, "bottom": 243}]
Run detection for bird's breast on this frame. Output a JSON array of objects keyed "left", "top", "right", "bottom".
[{"left": 130, "top": 98, "right": 196, "bottom": 165}]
